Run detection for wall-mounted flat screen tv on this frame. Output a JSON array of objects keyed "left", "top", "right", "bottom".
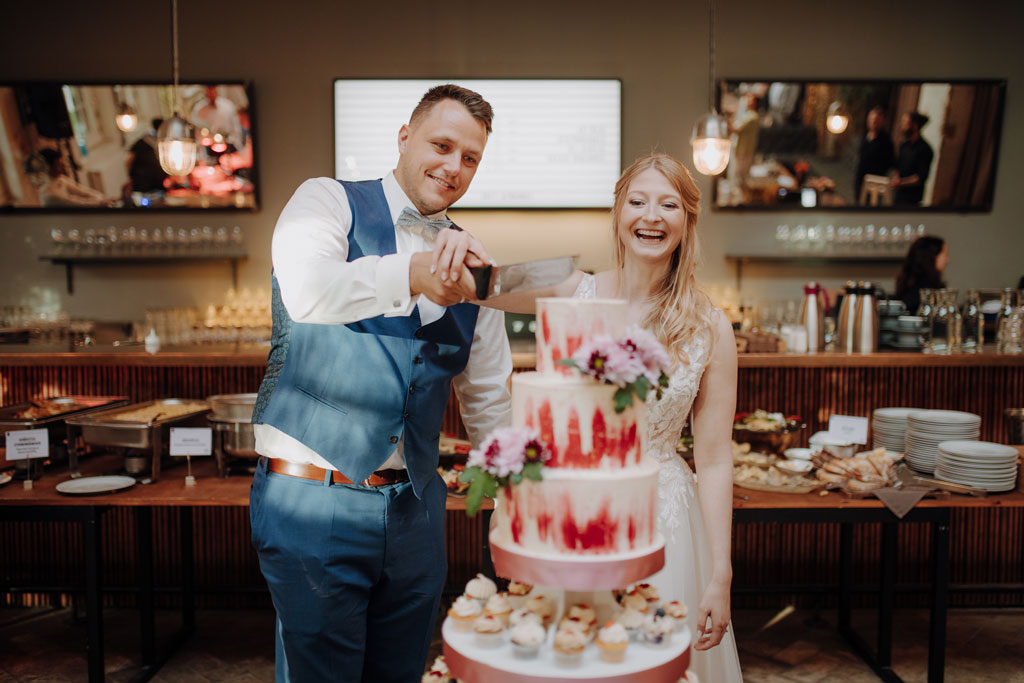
[{"left": 334, "top": 79, "right": 621, "bottom": 208}]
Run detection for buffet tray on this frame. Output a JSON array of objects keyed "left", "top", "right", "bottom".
[
  {"left": 0, "top": 396, "right": 130, "bottom": 430},
  {"left": 65, "top": 399, "right": 210, "bottom": 449}
]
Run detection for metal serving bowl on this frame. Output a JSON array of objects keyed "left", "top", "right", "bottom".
[{"left": 732, "top": 423, "right": 806, "bottom": 455}]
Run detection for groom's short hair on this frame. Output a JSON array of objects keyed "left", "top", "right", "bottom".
[{"left": 410, "top": 84, "right": 494, "bottom": 135}]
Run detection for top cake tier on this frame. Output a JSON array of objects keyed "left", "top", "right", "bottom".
[{"left": 535, "top": 298, "right": 629, "bottom": 376}]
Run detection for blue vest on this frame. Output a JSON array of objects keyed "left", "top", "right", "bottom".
[{"left": 252, "top": 179, "right": 480, "bottom": 497}]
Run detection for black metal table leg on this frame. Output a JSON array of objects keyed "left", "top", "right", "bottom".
[
  {"left": 180, "top": 506, "right": 195, "bottom": 632},
  {"left": 928, "top": 512, "right": 950, "bottom": 683},
  {"left": 878, "top": 522, "right": 898, "bottom": 667},
  {"left": 82, "top": 509, "right": 104, "bottom": 683},
  {"left": 136, "top": 507, "right": 155, "bottom": 667},
  {"left": 839, "top": 522, "right": 853, "bottom": 630}
]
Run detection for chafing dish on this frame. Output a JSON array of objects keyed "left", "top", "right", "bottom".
[
  {"left": 0, "top": 396, "right": 129, "bottom": 479},
  {"left": 206, "top": 393, "right": 258, "bottom": 477},
  {"left": 65, "top": 399, "right": 210, "bottom": 482}
]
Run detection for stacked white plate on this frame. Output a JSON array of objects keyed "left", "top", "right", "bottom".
[
  {"left": 904, "top": 410, "right": 981, "bottom": 474},
  {"left": 935, "top": 441, "right": 1018, "bottom": 492},
  {"left": 872, "top": 407, "right": 917, "bottom": 453}
]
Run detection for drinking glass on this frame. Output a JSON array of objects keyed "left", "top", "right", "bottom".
[
  {"left": 1003, "top": 303, "right": 1024, "bottom": 354},
  {"left": 917, "top": 288, "right": 937, "bottom": 352},
  {"left": 961, "top": 290, "right": 983, "bottom": 353},
  {"left": 929, "top": 289, "right": 959, "bottom": 354},
  {"left": 996, "top": 288, "right": 1017, "bottom": 352}
]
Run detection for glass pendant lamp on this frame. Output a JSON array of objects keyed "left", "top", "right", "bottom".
[
  {"left": 691, "top": 0, "right": 731, "bottom": 175},
  {"left": 157, "top": 0, "right": 197, "bottom": 176}
]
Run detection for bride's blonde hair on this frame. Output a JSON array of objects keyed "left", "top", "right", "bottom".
[{"left": 612, "top": 153, "right": 715, "bottom": 365}]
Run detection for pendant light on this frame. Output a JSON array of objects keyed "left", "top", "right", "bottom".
[
  {"left": 157, "top": 0, "right": 197, "bottom": 176},
  {"left": 826, "top": 101, "right": 849, "bottom": 135},
  {"left": 691, "top": 0, "right": 731, "bottom": 176},
  {"left": 114, "top": 88, "right": 138, "bottom": 132}
]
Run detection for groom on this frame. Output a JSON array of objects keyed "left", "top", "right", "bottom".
[{"left": 250, "top": 84, "right": 512, "bottom": 682}]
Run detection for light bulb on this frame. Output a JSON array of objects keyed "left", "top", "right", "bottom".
[
  {"left": 115, "top": 112, "right": 138, "bottom": 132},
  {"left": 690, "top": 110, "right": 732, "bottom": 176},
  {"left": 826, "top": 114, "right": 848, "bottom": 134},
  {"left": 157, "top": 115, "right": 197, "bottom": 176}
]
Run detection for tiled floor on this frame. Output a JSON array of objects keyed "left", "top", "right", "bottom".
[{"left": 1, "top": 605, "right": 1022, "bottom": 682}]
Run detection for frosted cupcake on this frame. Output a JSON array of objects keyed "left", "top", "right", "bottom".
[
  {"left": 526, "top": 595, "right": 555, "bottom": 628},
  {"left": 617, "top": 606, "right": 645, "bottom": 641},
  {"left": 510, "top": 619, "right": 546, "bottom": 659},
  {"left": 507, "top": 580, "right": 533, "bottom": 608},
  {"left": 553, "top": 628, "right": 586, "bottom": 667},
  {"left": 483, "top": 592, "right": 514, "bottom": 626},
  {"left": 473, "top": 614, "right": 505, "bottom": 648},
  {"left": 568, "top": 603, "right": 598, "bottom": 632},
  {"left": 558, "top": 615, "right": 593, "bottom": 641},
  {"left": 642, "top": 608, "right": 674, "bottom": 648},
  {"left": 510, "top": 606, "right": 542, "bottom": 628},
  {"left": 635, "top": 582, "right": 661, "bottom": 610},
  {"left": 664, "top": 600, "right": 688, "bottom": 632},
  {"left": 427, "top": 655, "right": 449, "bottom": 676},
  {"left": 464, "top": 573, "right": 497, "bottom": 604},
  {"left": 621, "top": 590, "right": 648, "bottom": 613},
  {"left": 596, "top": 621, "right": 629, "bottom": 663},
  {"left": 447, "top": 595, "right": 482, "bottom": 633}
]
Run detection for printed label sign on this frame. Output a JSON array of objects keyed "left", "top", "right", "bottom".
[
  {"left": 828, "top": 415, "right": 869, "bottom": 445},
  {"left": 169, "top": 428, "right": 212, "bottom": 456},
  {"left": 5, "top": 429, "right": 49, "bottom": 460}
]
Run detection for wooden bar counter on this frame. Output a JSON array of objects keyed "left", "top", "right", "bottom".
[{"left": 1, "top": 346, "right": 1022, "bottom": 612}]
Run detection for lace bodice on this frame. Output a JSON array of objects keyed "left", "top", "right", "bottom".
[{"left": 572, "top": 274, "right": 711, "bottom": 526}]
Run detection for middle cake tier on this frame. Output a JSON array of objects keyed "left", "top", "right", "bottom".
[
  {"left": 512, "top": 372, "right": 648, "bottom": 470},
  {"left": 494, "top": 457, "right": 660, "bottom": 556}
]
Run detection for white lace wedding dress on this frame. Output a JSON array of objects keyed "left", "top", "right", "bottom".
[{"left": 575, "top": 274, "right": 744, "bottom": 682}]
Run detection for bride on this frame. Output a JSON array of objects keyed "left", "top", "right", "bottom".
[{"left": 471, "top": 152, "right": 743, "bottom": 680}]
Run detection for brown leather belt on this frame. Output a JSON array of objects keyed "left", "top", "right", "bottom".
[{"left": 262, "top": 457, "right": 409, "bottom": 487}]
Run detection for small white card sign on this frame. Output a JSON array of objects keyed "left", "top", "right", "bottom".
[
  {"left": 5, "top": 429, "right": 49, "bottom": 460},
  {"left": 169, "top": 428, "right": 212, "bottom": 456},
  {"left": 828, "top": 415, "right": 869, "bottom": 445}
]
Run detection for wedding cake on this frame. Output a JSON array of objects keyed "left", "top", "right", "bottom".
[{"left": 492, "top": 298, "right": 662, "bottom": 557}]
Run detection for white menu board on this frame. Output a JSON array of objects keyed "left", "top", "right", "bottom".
[{"left": 334, "top": 79, "right": 621, "bottom": 208}]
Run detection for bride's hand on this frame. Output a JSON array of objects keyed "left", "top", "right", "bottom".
[{"left": 694, "top": 578, "right": 731, "bottom": 651}]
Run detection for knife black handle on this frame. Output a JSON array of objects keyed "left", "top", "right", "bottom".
[{"left": 469, "top": 265, "right": 492, "bottom": 301}]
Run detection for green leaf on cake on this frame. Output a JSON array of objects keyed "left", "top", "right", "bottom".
[
  {"left": 634, "top": 375, "right": 651, "bottom": 400},
  {"left": 465, "top": 476, "right": 486, "bottom": 517},
  {"left": 459, "top": 466, "right": 482, "bottom": 485},
  {"left": 613, "top": 387, "right": 633, "bottom": 413},
  {"left": 481, "top": 474, "right": 499, "bottom": 500},
  {"left": 510, "top": 472, "right": 523, "bottom": 485},
  {"left": 522, "top": 462, "right": 544, "bottom": 481},
  {"left": 556, "top": 359, "right": 578, "bottom": 369}
]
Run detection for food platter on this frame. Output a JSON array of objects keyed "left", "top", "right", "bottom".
[{"left": 56, "top": 475, "right": 137, "bottom": 495}]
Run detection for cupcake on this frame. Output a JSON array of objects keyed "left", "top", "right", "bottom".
[
  {"left": 510, "top": 619, "right": 546, "bottom": 659},
  {"left": 558, "top": 615, "right": 592, "bottom": 641},
  {"left": 552, "top": 627, "right": 586, "bottom": 667},
  {"left": 621, "top": 589, "right": 648, "bottom": 613},
  {"left": 427, "top": 655, "right": 449, "bottom": 676},
  {"left": 509, "top": 606, "right": 542, "bottom": 628},
  {"left": 526, "top": 595, "right": 555, "bottom": 627},
  {"left": 635, "top": 582, "right": 661, "bottom": 610},
  {"left": 464, "top": 573, "right": 497, "bottom": 604},
  {"left": 617, "top": 606, "right": 645, "bottom": 641},
  {"left": 473, "top": 614, "right": 505, "bottom": 648},
  {"left": 596, "top": 621, "right": 629, "bottom": 663},
  {"left": 663, "top": 600, "right": 688, "bottom": 632},
  {"left": 447, "top": 595, "right": 482, "bottom": 633},
  {"left": 568, "top": 603, "right": 598, "bottom": 631},
  {"left": 507, "top": 580, "right": 533, "bottom": 607},
  {"left": 483, "top": 592, "right": 514, "bottom": 626},
  {"left": 683, "top": 670, "right": 701, "bottom": 683},
  {"left": 642, "top": 607, "right": 674, "bottom": 648}
]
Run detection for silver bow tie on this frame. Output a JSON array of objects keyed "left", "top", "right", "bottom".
[{"left": 395, "top": 207, "right": 453, "bottom": 238}]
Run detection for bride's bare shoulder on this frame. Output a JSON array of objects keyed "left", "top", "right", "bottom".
[{"left": 591, "top": 270, "right": 618, "bottom": 297}]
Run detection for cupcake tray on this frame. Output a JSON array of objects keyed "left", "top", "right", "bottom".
[
  {"left": 443, "top": 619, "right": 690, "bottom": 682},
  {"left": 489, "top": 530, "right": 666, "bottom": 591}
]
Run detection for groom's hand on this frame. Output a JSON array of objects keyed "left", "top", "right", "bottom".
[
  {"left": 410, "top": 252, "right": 478, "bottom": 306},
  {"left": 431, "top": 228, "right": 495, "bottom": 287}
]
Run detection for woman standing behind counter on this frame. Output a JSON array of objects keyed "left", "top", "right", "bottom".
[{"left": 895, "top": 236, "right": 948, "bottom": 314}]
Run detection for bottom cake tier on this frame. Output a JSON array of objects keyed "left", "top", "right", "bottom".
[
  {"left": 443, "top": 616, "right": 691, "bottom": 682},
  {"left": 493, "top": 458, "right": 660, "bottom": 556}
]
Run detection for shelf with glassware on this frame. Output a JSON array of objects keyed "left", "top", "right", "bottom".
[{"left": 41, "top": 225, "right": 247, "bottom": 294}]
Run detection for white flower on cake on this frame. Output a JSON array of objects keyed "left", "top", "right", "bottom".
[
  {"left": 558, "top": 325, "right": 671, "bottom": 413},
  {"left": 460, "top": 426, "right": 552, "bottom": 516}
]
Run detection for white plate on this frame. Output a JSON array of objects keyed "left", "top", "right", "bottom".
[
  {"left": 907, "top": 410, "right": 981, "bottom": 426},
  {"left": 56, "top": 475, "right": 136, "bottom": 495},
  {"left": 776, "top": 459, "right": 814, "bottom": 475},
  {"left": 784, "top": 448, "right": 814, "bottom": 461},
  {"left": 937, "top": 440, "right": 1018, "bottom": 459},
  {"left": 874, "top": 407, "right": 919, "bottom": 419},
  {"left": 0, "top": 473, "right": 11, "bottom": 486}
]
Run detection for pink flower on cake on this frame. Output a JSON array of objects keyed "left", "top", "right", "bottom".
[
  {"left": 560, "top": 328, "right": 672, "bottom": 412},
  {"left": 461, "top": 427, "right": 552, "bottom": 516}
]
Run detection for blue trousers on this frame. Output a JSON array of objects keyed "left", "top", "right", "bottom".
[{"left": 250, "top": 457, "right": 447, "bottom": 682}]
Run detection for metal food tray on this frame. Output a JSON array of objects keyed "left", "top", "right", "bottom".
[
  {"left": 66, "top": 399, "right": 211, "bottom": 449},
  {"left": 0, "top": 396, "right": 130, "bottom": 430}
]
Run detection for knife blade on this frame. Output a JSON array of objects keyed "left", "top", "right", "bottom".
[{"left": 468, "top": 256, "right": 576, "bottom": 300}]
